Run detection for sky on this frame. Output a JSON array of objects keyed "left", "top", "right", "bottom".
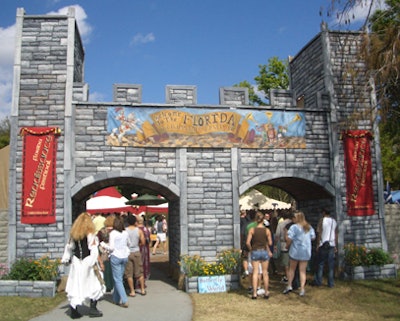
[{"left": 0, "top": 0, "right": 378, "bottom": 120}]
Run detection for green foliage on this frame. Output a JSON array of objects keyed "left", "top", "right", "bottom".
[
  {"left": 0, "top": 116, "right": 10, "bottom": 149},
  {"left": 380, "top": 124, "right": 400, "bottom": 189},
  {"left": 233, "top": 81, "right": 264, "bottom": 106},
  {"left": 254, "top": 56, "right": 289, "bottom": 102},
  {"left": 179, "top": 249, "right": 241, "bottom": 277},
  {"left": 253, "top": 184, "right": 292, "bottom": 204},
  {"left": 234, "top": 56, "right": 289, "bottom": 106},
  {"left": 2, "top": 256, "right": 61, "bottom": 281},
  {"left": 344, "top": 243, "right": 394, "bottom": 267}
]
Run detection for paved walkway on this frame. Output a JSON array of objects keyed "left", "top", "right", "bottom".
[{"left": 30, "top": 256, "right": 193, "bottom": 321}]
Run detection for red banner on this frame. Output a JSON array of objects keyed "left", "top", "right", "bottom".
[
  {"left": 20, "top": 127, "right": 60, "bottom": 224},
  {"left": 343, "top": 130, "right": 374, "bottom": 216}
]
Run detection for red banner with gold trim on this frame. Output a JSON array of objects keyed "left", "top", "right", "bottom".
[
  {"left": 343, "top": 130, "right": 374, "bottom": 216},
  {"left": 20, "top": 127, "right": 60, "bottom": 224}
]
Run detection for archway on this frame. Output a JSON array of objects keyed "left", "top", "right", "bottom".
[{"left": 70, "top": 170, "right": 181, "bottom": 280}]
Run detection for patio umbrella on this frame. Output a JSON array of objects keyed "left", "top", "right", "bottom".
[{"left": 126, "top": 193, "right": 167, "bottom": 206}]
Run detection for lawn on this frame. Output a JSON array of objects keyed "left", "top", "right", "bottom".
[{"left": 0, "top": 273, "right": 399, "bottom": 321}]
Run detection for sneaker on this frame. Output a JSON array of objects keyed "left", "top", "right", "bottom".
[
  {"left": 280, "top": 276, "right": 288, "bottom": 283},
  {"left": 282, "top": 286, "right": 292, "bottom": 294},
  {"left": 242, "top": 270, "right": 249, "bottom": 279},
  {"left": 256, "top": 288, "right": 265, "bottom": 296},
  {"left": 299, "top": 290, "right": 305, "bottom": 297}
]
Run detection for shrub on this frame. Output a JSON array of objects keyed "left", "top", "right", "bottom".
[
  {"left": 2, "top": 256, "right": 61, "bottom": 281},
  {"left": 0, "top": 263, "right": 8, "bottom": 279},
  {"left": 179, "top": 249, "right": 241, "bottom": 277},
  {"left": 344, "top": 243, "right": 393, "bottom": 267}
]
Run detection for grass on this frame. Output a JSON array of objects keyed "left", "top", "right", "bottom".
[
  {"left": 191, "top": 274, "right": 400, "bottom": 321},
  {"left": 0, "top": 274, "right": 399, "bottom": 321},
  {"left": 0, "top": 292, "right": 65, "bottom": 321}
]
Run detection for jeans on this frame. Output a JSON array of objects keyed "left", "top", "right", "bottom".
[
  {"left": 315, "top": 246, "right": 335, "bottom": 287},
  {"left": 110, "top": 255, "right": 128, "bottom": 304}
]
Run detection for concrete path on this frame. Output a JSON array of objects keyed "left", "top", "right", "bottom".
[{"left": 30, "top": 256, "right": 193, "bottom": 321}]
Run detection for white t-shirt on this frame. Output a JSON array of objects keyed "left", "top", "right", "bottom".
[{"left": 319, "top": 217, "right": 337, "bottom": 247}]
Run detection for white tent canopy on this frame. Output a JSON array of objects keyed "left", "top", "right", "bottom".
[
  {"left": 86, "top": 186, "right": 133, "bottom": 214},
  {"left": 239, "top": 189, "right": 291, "bottom": 210}
]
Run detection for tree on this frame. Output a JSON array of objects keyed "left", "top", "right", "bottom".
[
  {"left": 234, "top": 56, "right": 289, "bottom": 105},
  {"left": 0, "top": 117, "right": 10, "bottom": 149}
]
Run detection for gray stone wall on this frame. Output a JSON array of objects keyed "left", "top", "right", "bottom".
[
  {"left": 6, "top": 10, "right": 388, "bottom": 273},
  {"left": 0, "top": 210, "right": 8, "bottom": 264},
  {"left": 289, "top": 27, "right": 386, "bottom": 251},
  {"left": 8, "top": 9, "right": 77, "bottom": 263},
  {"left": 385, "top": 205, "right": 400, "bottom": 267}
]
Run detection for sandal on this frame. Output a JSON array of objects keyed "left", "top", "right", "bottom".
[
  {"left": 140, "top": 291, "right": 147, "bottom": 296},
  {"left": 128, "top": 293, "right": 136, "bottom": 297}
]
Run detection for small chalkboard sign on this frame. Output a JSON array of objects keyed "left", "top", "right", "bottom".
[{"left": 198, "top": 275, "right": 226, "bottom": 293}]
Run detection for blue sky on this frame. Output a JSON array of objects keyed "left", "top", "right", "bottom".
[{"left": 0, "top": 0, "right": 377, "bottom": 119}]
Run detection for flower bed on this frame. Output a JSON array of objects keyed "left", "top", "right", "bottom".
[
  {"left": 342, "top": 243, "right": 397, "bottom": 280},
  {"left": 0, "top": 256, "right": 60, "bottom": 297},
  {"left": 179, "top": 249, "right": 241, "bottom": 293}
]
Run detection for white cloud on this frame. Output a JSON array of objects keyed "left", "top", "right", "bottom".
[
  {"left": 48, "top": 5, "right": 92, "bottom": 43},
  {"left": 0, "top": 24, "right": 16, "bottom": 119},
  {"left": 89, "top": 91, "right": 106, "bottom": 102},
  {"left": 130, "top": 32, "right": 155, "bottom": 46},
  {"left": 0, "top": 5, "right": 92, "bottom": 119}
]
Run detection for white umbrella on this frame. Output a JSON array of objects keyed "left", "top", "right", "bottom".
[{"left": 240, "top": 189, "right": 291, "bottom": 210}]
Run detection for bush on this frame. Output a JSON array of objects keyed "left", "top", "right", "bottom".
[
  {"left": 2, "top": 256, "right": 61, "bottom": 281},
  {"left": 179, "top": 249, "right": 241, "bottom": 277},
  {"left": 344, "top": 243, "right": 393, "bottom": 267}
]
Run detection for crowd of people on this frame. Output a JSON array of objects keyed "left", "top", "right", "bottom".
[
  {"left": 61, "top": 203, "right": 336, "bottom": 317},
  {"left": 241, "top": 207, "right": 337, "bottom": 300},
  {"left": 62, "top": 211, "right": 168, "bottom": 319}
]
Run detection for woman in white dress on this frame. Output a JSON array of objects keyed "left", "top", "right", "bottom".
[{"left": 62, "top": 212, "right": 105, "bottom": 319}]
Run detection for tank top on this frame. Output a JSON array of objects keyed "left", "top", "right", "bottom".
[
  {"left": 127, "top": 228, "right": 140, "bottom": 253},
  {"left": 252, "top": 227, "right": 267, "bottom": 250}
]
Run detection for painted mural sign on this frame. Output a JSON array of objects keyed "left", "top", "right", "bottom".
[{"left": 106, "top": 107, "right": 306, "bottom": 149}]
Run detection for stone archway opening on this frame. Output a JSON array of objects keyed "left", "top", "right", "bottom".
[{"left": 71, "top": 175, "right": 181, "bottom": 283}]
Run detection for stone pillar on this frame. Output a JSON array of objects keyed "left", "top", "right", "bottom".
[
  {"left": 165, "top": 85, "right": 197, "bottom": 105},
  {"left": 113, "top": 84, "right": 142, "bottom": 103},
  {"left": 219, "top": 87, "right": 249, "bottom": 105}
]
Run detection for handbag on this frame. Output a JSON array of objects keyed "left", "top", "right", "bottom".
[{"left": 321, "top": 241, "right": 331, "bottom": 250}]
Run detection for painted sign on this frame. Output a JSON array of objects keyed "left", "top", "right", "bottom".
[
  {"left": 20, "top": 127, "right": 60, "bottom": 224},
  {"left": 106, "top": 107, "right": 306, "bottom": 149},
  {"left": 198, "top": 275, "right": 226, "bottom": 293},
  {"left": 343, "top": 130, "right": 374, "bottom": 216}
]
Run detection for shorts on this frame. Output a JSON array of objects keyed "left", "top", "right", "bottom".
[
  {"left": 157, "top": 232, "right": 167, "bottom": 242},
  {"left": 124, "top": 251, "right": 144, "bottom": 279},
  {"left": 279, "top": 251, "right": 289, "bottom": 268},
  {"left": 250, "top": 249, "right": 270, "bottom": 262}
]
